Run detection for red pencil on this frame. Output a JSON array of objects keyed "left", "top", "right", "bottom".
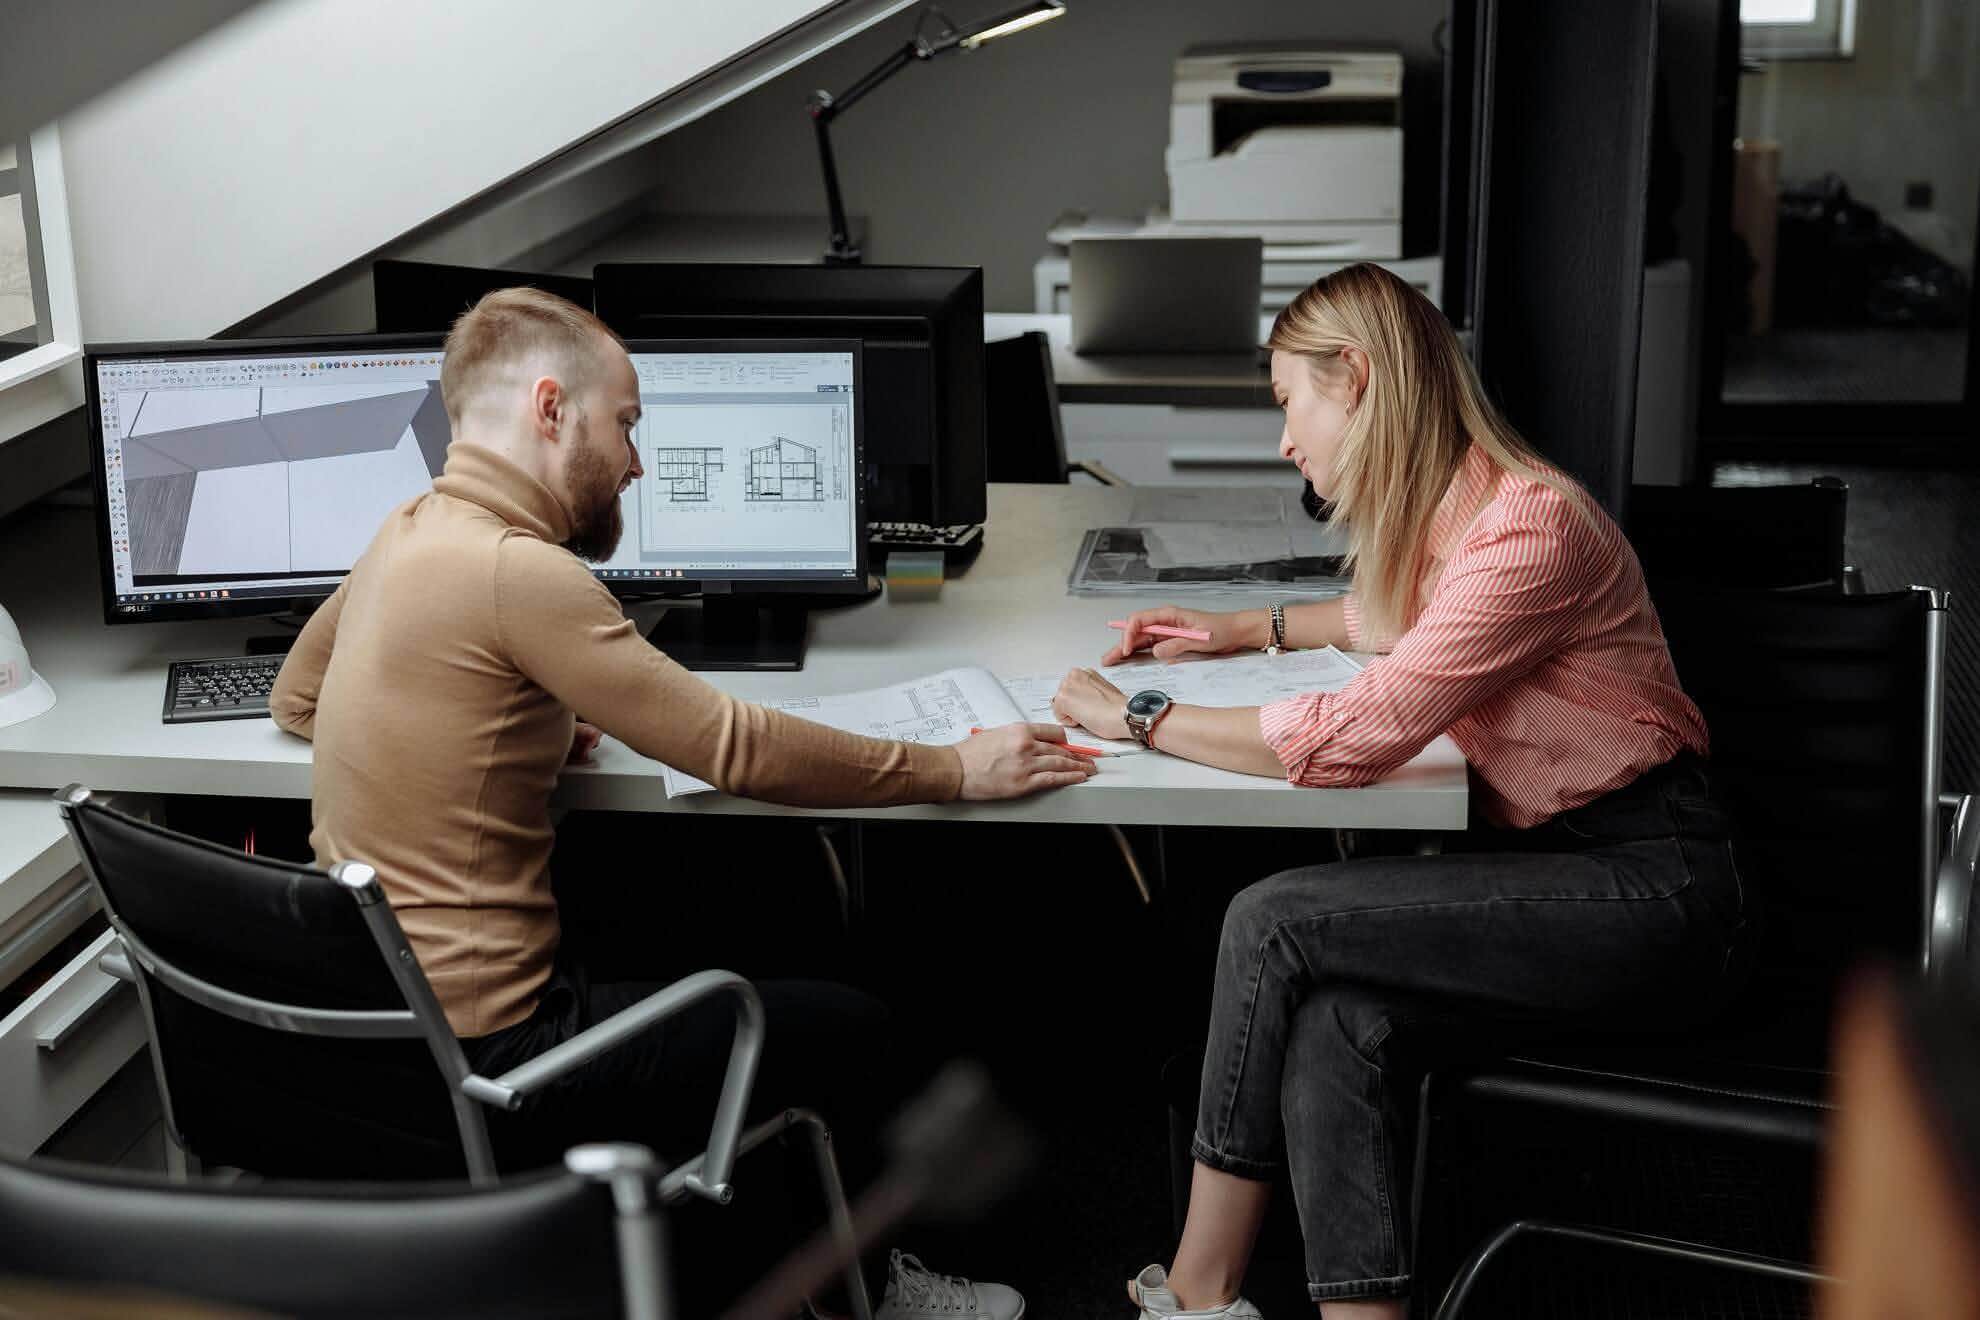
[
  {"left": 1108, "top": 619, "right": 1212, "bottom": 642},
  {"left": 969, "top": 726, "right": 1110, "bottom": 757}
]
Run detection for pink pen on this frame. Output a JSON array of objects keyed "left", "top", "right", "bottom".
[{"left": 1108, "top": 620, "right": 1212, "bottom": 642}]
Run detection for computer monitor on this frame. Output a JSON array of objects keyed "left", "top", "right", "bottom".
[
  {"left": 86, "top": 334, "right": 864, "bottom": 671},
  {"left": 373, "top": 259, "right": 595, "bottom": 334},
  {"left": 593, "top": 338, "right": 867, "bottom": 670},
  {"left": 86, "top": 334, "right": 450, "bottom": 632},
  {"left": 591, "top": 263, "right": 985, "bottom": 528}
]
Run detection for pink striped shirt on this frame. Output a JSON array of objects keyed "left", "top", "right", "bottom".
[{"left": 1259, "top": 444, "right": 1709, "bottom": 828}]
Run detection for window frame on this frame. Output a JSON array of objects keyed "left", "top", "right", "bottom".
[
  {"left": 0, "top": 123, "right": 84, "bottom": 445},
  {"left": 1741, "top": 0, "right": 1857, "bottom": 61}
]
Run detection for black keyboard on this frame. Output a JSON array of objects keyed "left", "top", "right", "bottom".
[
  {"left": 866, "top": 521, "right": 985, "bottom": 567},
  {"left": 163, "top": 655, "right": 284, "bottom": 724}
]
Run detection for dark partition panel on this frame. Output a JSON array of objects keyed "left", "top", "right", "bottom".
[{"left": 1470, "top": 0, "right": 1660, "bottom": 518}]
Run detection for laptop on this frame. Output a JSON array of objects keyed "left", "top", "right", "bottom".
[{"left": 1068, "top": 236, "right": 1264, "bottom": 354}]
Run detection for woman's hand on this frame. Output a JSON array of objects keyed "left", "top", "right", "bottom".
[
  {"left": 1051, "top": 668, "right": 1131, "bottom": 741},
  {"left": 1103, "top": 606, "right": 1263, "bottom": 665}
]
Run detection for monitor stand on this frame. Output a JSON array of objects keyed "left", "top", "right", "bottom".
[
  {"left": 645, "top": 599, "right": 808, "bottom": 671},
  {"left": 244, "top": 601, "right": 322, "bottom": 657}
]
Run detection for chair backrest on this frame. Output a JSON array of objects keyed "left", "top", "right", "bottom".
[
  {"left": 53, "top": 789, "right": 485, "bottom": 1181},
  {"left": 1628, "top": 478, "right": 1848, "bottom": 590},
  {"left": 984, "top": 331, "right": 1070, "bottom": 484},
  {"left": 0, "top": 1147, "right": 638, "bottom": 1320},
  {"left": 1652, "top": 585, "right": 1946, "bottom": 1041}
]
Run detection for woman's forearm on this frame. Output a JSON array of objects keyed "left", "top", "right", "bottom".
[
  {"left": 1149, "top": 703, "right": 1285, "bottom": 778},
  {"left": 1284, "top": 596, "right": 1350, "bottom": 650},
  {"left": 1224, "top": 598, "right": 1350, "bottom": 653}
]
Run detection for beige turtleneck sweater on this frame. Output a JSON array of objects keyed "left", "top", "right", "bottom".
[{"left": 270, "top": 443, "right": 962, "bottom": 1037}]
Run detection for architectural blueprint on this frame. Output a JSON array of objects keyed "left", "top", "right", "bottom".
[
  {"left": 650, "top": 448, "right": 724, "bottom": 502},
  {"left": 746, "top": 436, "right": 827, "bottom": 501},
  {"left": 660, "top": 667, "right": 1025, "bottom": 797},
  {"left": 656, "top": 651, "right": 1366, "bottom": 797}
]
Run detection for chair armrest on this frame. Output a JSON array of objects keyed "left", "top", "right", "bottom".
[
  {"left": 1432, "top": 1219, "right": 1820, "bottom": 1320},
  {"left": 461, "top": 969, "right": 765, "bottom": 1204},
  {"left": 1929, "top": 792, "right": 1978, "bottom": 986},
  {"left": 98, "top": 945, "right": 134, "bottom": 983},
  {"left": 1067, "top": 459, "right": 1127, "bottom": 487}
]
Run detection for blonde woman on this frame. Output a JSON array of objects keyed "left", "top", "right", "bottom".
[{"left": 1052, "top": 264, "right": 1745, "bottom": 1319}]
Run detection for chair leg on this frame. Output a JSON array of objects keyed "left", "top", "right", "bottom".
[
  {"left": 788, "top": 1109, "right": 876, "bottom": 1320},
  {"left": 1105, "top": 824, "right": 1152, "bottom": 905}
]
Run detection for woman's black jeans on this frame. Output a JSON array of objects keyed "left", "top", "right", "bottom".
[{"left": 1191, "top": 753, "right": 1747, "bottom": 1303}]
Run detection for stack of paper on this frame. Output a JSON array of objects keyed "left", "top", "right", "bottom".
[{"left": 1066, "top": 487, "right": 1349, "bottom": 597}]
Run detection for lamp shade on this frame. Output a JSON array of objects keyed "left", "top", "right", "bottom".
[
  {"left": 0, "top": 602, "right": 56, "bottom": 729},
  {"left": 958, "top": 1, "right": 1065, "bottom": 49}
]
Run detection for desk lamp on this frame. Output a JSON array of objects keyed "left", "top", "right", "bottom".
[{"left": 807, "top": 1, "right": 1066, "bottom": 264}]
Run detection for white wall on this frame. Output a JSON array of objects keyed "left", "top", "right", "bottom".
[
  {"left": 616, "top": 0, "right": 1451, "bottom": 312},
  {"left": 56, "top": 0, "right": 899, "bottom": 342}
]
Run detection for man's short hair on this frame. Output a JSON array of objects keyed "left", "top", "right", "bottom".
[{"left": 440, "top": 287, "right": 624, "bottom": 425}]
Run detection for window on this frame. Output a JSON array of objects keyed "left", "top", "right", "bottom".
[
  {"left": 0, "top": 125, "right": 84, "bottom": 446},
  {"left": 1742, "top": 0, "right": 1856, "bottom": 60}
]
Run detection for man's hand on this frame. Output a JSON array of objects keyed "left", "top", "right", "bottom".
[
  {"left": 1051, "top": 668, "right": 1131, "bottom": 741},
  {"left": 955, "top": 723, "right": 1096, "bottom": 800},
  {"left": 567, "top": 721, "right": 603, "bottom": 765}
]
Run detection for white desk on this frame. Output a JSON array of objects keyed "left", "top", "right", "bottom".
[{"left": 0, "top": 485, "right": 1465, "bottom": 831}]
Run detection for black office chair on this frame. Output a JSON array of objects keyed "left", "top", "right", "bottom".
[
  {"left": 1627, "top": 476, "right": 1861, "bottom": 591},
  {"left": 1410, "top": 586, "right": 1978, "bottom": 1318},
  {"left": 985, "top": 331, "right": 1123, "bottom": 486},
  {"left": 0, "top": 1142, "right": 665, "bottom": 1319},
  {"left": 51, "top": 787, "right": 875, "bottom": 1319}
]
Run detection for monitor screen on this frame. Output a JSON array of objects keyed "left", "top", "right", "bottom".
[
  {"left": 88, "top": 336, "right": 450, "bottom": 623},
  {"left": 86, "top": 335, "right": 864, "bottom": 626},
  {"left": 592, "top": 264, "right": 984, "bottom": 527},
  {"left": 590, "top": 342, "right": 865, "bottom": 592}
]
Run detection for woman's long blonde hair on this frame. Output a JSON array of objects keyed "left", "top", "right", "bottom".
[{"left": 1267, "top": 263, "right": 1583, "bottom": 641}]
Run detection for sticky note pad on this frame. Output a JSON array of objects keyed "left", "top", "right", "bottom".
[{"left": 886, "top": 551, "right": 945, "bottom": 601}]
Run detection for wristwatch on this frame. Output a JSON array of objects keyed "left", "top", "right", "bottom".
[
  {"left": 1124, "top": 689, "right": 1174, "bottom": 749},
  {"left": 1266, "top": 601, "right": 1288, "bottom": 656}
]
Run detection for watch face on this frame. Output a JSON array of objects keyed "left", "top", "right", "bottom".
[{"left": 1126, "top": 690, "right": 1172, "bottom": 718}]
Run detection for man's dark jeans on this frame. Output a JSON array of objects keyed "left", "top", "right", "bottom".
[
  {"left": 1191, "top": 754, "right": 1748, "bottom": 1303},
  {"left": 460, "top": 813, "right": 893, "bottom": 1311}
]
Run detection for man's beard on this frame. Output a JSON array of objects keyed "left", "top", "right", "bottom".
[{"left": 564, "top": 441, "right": 626, "bottom": 562}]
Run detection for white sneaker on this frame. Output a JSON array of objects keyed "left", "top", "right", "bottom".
[
  {"left": 1128, "top": 1263, "right": 1263, "bottom": 1319},
  {"left": 874, "top": 1249, "right": 1025, "bottom": 1320}
]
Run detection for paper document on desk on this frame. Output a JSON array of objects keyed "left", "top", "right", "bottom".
[
  {"left": 1097, "top": 645, "right": 1363, "bottom": 709},
  {"left": 659, "top": 666, "right": 1030, "bottom": 798},
  {"left": 658, "top": 649, "right": 1364, "bottom": 797}
]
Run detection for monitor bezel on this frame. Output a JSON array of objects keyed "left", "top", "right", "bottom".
[
  {"left": 85, "top": 332, "right": 450, "bottom": 628},
  {"left": 608, "top": 336, "right": 868, "bottom": 601}
]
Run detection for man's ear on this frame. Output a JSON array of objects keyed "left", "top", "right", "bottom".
[{"left": 531, "top": 375, "right": 564, "bottom": 443}]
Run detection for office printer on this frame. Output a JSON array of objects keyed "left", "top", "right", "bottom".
[{"left": 1165, "top": 44, "right": 1403, "bottom": 257}]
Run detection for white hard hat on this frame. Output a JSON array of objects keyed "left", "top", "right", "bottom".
[{"left": 0, "top": 602, "right": 56, "bottom": 729}]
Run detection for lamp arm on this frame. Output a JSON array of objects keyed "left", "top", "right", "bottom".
[
  {"left": 810, "top": 40, "right": 926, "bottom": 124},
  {"left": 807, "top": 39, "right": 927, "bottom": 264}
]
